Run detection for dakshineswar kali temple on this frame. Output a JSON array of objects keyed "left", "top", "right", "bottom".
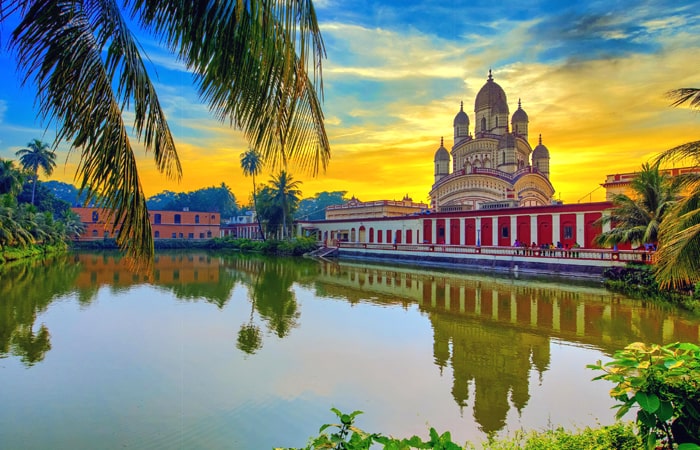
[
  {"left": 300, "top": 70, "right": 649, "bottom": 263},
  {"left": 431, "top": 70, "right": 554, "bottom": 212}
]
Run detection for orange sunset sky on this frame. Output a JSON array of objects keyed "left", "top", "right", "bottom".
[{"left": 1, "top": 1, "right": 699, "bottom": 206}]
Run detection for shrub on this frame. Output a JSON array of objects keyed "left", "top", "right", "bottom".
[
  {"left": 280, "top": 409, "right": 641, "bottom": 450},
  {"left": 589, "top": 342, "right": 700, "bottom": 449}
]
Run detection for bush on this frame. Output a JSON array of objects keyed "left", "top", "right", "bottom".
[
  {"left": 589, "top": 342, "right": 700, "bottom": 449},
  {"left": 602, "top": 264, "right": 700, "bottom": 312},
  {"left": 280, "top": 409, "right": 641, "bottom": 450}
]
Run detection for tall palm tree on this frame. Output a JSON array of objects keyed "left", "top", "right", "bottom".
[
  {"left": 0, "top": 159, "right": 24, "bottom": 197},
  {"left": 240, "top": 148, "right": 266, "bottom": 241},
  {"left": 651, "top": 87, "right": 700, "bottom": 288},
  {"left": 15, "top": 139, "right": 56, "bottom": 205},
  {"left": 595, "top": 162, "right": 678, "bottom": 248},
  {"left": 4, "top": 0, "right": 329, "bottom": 263},
  {"left": 269, "top": 170, "right": 302, "bottom": 239}
]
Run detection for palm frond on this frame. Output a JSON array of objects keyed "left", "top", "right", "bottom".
[
  {"left": 655, "top": 140, "right": 700, "bottom": 167},
  {"left": 11, "top": 0, "right": 157, "bottom": 263},
  {"left": 129, "top": 0, "right": 329, "bottom": 175},
  {"left": 655, "top": 188, "right": 700, "bottom": 288},
  {"left": 667, "top": 88, "right": 700, "bottom": 109}
]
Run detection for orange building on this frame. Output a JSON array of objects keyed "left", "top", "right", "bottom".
[
  {"left": 72, "top": 207, "right": 220, "bottom": 240},
  {"left": 601, "top": 166, "right": 700, "bottom": 201}
]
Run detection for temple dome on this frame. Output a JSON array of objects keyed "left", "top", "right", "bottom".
[
  {"left": 435, "top": 138, "right": 450, "bottom": 161},
  {"left": 532, "top": 135, "right": 549, "bottom": 158},
  {"left": 512, "top": 100, "right": 528, "bottom": 122},
  {"left": 475, "top": 70, "right": 508, "bottom": 114},
  {"left": 453, "top": 101, "right": 469, "bottom": 126}
]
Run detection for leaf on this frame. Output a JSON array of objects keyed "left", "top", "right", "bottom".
[
  {"left": 636, "top": 392, "right": 661, "bottom": 413},
  {"left": 429, "top": 427, "right": 439, "bottom": 442},
  {"left": 627, "top": 342, "right": 648, "bottom": 352},
  {"left": 665, "top": 359, "right": 685, "bottom": 369},
  {"left": 638, "top": 409, "right": 657, "bottom": 429},
  {"left": 656, "top": 401, "right": 674, "bottom": 422},
  {"left": 645, "top": 432, "right": 658, "bottom": 450},
  {"left": 677, "top": 444, "right": 700, "bottom": 450}
]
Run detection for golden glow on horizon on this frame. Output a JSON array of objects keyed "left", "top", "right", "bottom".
[{"left": 27, "top": 22, "right": 700, "bottom": 208}]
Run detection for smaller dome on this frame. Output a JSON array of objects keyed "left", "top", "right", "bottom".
[
  {"left": 512, "top": 99, "right": 528, "bottom": 122},
  {"left": 498, "top": 132, "right": 515, "bottom": 149},
  {"left": 453, "top": 101, "right": 469, "bottom": 126},
  {"left": 532, "top": 134, "right": 550, "bottom": 159},
  {"left": 435, "top": 137, "right": 450, "bottom": 161}
]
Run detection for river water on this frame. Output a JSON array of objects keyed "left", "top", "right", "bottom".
[{"left": 1, "top": 251, "right": 698, "bottom": 449}]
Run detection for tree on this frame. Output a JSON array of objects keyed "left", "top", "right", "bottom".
[
  {"left": 295, "top": 191, "right": 348, "bottom": 220},
  {"left": 4, "top": 0, "right": 329, "bottom": 263},
  {"left": 240, "top": 148, "right": 266, "bottom": 241},
  {"left": 269, "top": 171, "right": 302, "bottom": 239},
  {"left": 595, "top": 162, "right": 678, "bottom": 248},
  {"left": 651, "top": 87, "right": 700, "bottom": 288},
  {"left": 14, "top": 139, "right": 56, "bottom": 205},
  {"left": 0, "top": 159, "right": 25, "bottom": 197}
]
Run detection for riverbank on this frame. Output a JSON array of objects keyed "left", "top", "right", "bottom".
[
  {"left": 0, "top": 242, "right": 68, "bottom": 264},
  {"left": 331, "top": 242, "right": 639, "bottom": 280},
  {"left": 71, "top": 236, "right": 319, "bottom": 255},
  {"left": 602, "top": 264, "right": 700, "bottom": 313}
]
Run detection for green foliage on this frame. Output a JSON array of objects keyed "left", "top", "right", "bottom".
[
  {"left": 281, "top": 408, "right": 463, "bottom": 450},
  {"left": 282, "top": 409, "right": 641, "bottom": 450},
  {"left": 602, "top": 264, "right": 700, "bottom": 312},
  {"left": 208, "top": 236, "right": 318, "bottom": 256},
  {"left": 480, "top": 423, "right": 641, "bottom": 450},
  {"left": 595, "top": 161, "right": 678, "bottom": 248},
  {"left": 146, "top": 183, "right": 239, "bottom": 218},
  {"left": 296, "top": 191, "right": 348, "bottom": 220},
  {"left": 43, "top": 180, "right": 89, "bottom": 206},
  {"left": 589, "top": 342, "right": 700, "bottom": 449}
]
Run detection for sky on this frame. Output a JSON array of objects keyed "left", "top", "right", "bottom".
[{"left": 1, "top": 0, "right": 699, "bottom": 205}]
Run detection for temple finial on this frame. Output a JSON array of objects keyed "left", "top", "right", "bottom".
[
  {"left": 518, "top": 98, "right": 522, "bottom": 108},
  {"left": 441, "top": 136, "right": 444, "bottom": 146},
  {"left": 460, "top": 101, "right": 463, "bottom": 111},
  {"left": 488, "top": 68, "right": 493, "bottom": 80},
  {"left": 539, "top": 134, "right": 542, "bottom": 145}
]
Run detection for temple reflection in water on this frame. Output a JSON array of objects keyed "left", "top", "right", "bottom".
[
  {"left": 3, "top": 252, "right": 698, "bottom": 436},
  {"left": 312, "top": 259, "right": 699, "bottom": 434}
]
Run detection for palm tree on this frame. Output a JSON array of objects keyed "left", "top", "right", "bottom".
[
  {"left": 646, "top": 87, "right": 700, "bottom": 288},
  {"left": 595, "top": 162, "right": 678, "bottom": 248},
  {"left": 5, "top": 0, "right": 329, "bottom": 263},
  {"left": 240, "top": 148, "right": 266, "bottom": 241},
  {"left": 15, "top": 139, "right": 56, "bottom": 205},
  {"left": 269, "top": 171, "right": 302, "bottom": 239},
  {"left": 0, "top": 159, "right": 25, "bottom": 197}
]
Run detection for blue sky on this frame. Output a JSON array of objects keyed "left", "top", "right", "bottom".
[{"left": 1, "top": 0, "right": 699, "bottom": 204}]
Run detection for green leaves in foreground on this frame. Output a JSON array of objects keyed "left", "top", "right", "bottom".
[
  {"left": 280, "top": 408, "right": 462, "bottom": 450},
  {"left": 588, "top": 341, "right": 700, "bottom": 449}
]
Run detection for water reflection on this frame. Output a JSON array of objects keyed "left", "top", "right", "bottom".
[
  {"left": 2, "top": 252, "right": 699, "bottom": 438},
  {"left": 0, "top": 255, "right": 82, "bottom": 365},
  {"left": 311, "top": 259, "right": 700, "bottom": 435}
]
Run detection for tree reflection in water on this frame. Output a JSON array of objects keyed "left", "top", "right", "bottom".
[
  {"left": 0, "top": 254, "right": 81, "bottom": 365},
  {"left": 3, "top": 251, "right": 700, "bottom": 437}
]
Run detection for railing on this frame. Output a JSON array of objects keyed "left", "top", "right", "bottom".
[{"left": 335, "top": 242, "right": 653, "bottom": 264}]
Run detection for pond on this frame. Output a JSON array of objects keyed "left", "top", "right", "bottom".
[{"left": 1, "top": 251, "right": 698, "bottom": 449}]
